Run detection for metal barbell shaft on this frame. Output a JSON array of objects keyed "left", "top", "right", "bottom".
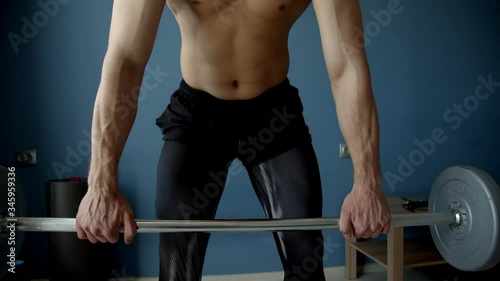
[{"left": 6, "top": 212, "right": 457, "bottom": 233}]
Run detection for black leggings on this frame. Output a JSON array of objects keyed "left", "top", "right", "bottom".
[
  {"left": 156, "top": 141, "right": 325, "bottom": 281},
  {"left": 155, "top": 79, "right": 325, "bottom": 281}
]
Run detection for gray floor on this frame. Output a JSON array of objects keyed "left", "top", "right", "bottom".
[
  {"left": 338, "top": 264, "right": 500, "bottom": 281},
  {"left": 19, "top": 263, "right": 500, "bottom": 280}
]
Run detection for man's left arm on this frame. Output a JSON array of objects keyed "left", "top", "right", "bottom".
[{"left": 312, "top": 0, "right": 391, "bottom": 239}]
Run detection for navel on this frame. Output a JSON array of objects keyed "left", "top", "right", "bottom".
[
  {"left": 191, "top": 0, "right": 201, "bottom": 4},
  {"left": 279, "top": 5, "right": 286, "bottom": 12},
  {"left": 232, "top": 80, "right": 239, "bottom": 88}
]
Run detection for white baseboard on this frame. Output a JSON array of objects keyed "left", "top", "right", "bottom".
[{"left": 31, "top": 264, "right": 385, "bottom": 281}]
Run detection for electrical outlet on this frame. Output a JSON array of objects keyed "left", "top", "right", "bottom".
[
  {"left": 15, "top": 149, "right": 37, "bottom": 166},
  {"left": 339, "top": 143, "right": 351, "bottom": 159}
]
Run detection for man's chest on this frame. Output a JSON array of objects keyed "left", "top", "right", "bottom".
[{"left": 167, "top": 0, "right": 309, "bottom": 20}]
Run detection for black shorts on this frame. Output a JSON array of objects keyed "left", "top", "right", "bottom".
[{"left": 155, "top": 78, "right": 312, "bottom": 166}]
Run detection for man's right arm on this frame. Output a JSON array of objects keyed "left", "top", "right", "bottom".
[{"left": 76, "top": 0, "right": 165, "bottom": 245}]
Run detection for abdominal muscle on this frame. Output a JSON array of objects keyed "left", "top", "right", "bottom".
[{"left": 167, "top": 0, "right": 310, "bottom": 100}]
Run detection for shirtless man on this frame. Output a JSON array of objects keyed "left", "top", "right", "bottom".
[{"left": 76, "top": 0, "right": 391, "bottom": 280}]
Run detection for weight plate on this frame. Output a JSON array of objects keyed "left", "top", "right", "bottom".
[
  {"left": 429, "top": 165, "right": 500, "bottom": 271},
  {"left": 0, "top": 166, "right": 27, "bottom": 278}
]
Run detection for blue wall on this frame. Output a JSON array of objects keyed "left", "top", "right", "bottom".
[{"left": 1, "top": 0, "right": 499, "bottom": 278}]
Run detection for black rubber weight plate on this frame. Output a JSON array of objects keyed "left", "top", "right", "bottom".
[
  {"left": 0, "top": 166, "right": 27, "bottom": 278},
  {"left": 429, "top": 165, "right": 500, "bottom": 271}
]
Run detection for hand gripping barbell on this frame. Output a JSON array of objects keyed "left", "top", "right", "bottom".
[{"left": 1, "top": 166, "right": 499, "bottom": 272}]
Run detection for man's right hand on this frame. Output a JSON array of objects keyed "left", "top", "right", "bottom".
[{"left": 76, "top": 188, "right": 137, "bottom": 245}]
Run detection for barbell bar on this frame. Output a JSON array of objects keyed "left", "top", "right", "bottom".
[
  {"left": 1, "top": 166, "right": 500, "bottom": 273},
  {"left": 4, "top": 212, "right": 459, "bottom": 233}
]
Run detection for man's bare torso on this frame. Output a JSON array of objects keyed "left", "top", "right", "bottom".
[{"left": 166, "top": 0, "right": 311, "bottom": 99}]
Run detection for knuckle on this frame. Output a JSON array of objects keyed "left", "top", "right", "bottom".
[
  {"left": 81, "top": 227, "right": 91, "bottom": 233},
  {"left": 79, "top": 224, "right": 89, "bottom": 231},
  {"left": 109, "top": 235, "right": 119, "bottom": 244},
  {"left": 89, "top": 227, "right": 103, "bottom": 236},
  {"left": 102, "top": 230, "right": 115, "bottom": 237}
]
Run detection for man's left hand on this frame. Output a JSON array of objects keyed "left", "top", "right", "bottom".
[{"left": 339, "top": 184, "right": 391, "bottom": 239}]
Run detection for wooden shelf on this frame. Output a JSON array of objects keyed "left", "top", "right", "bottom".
[
  {"left": 344, "top": 196, "right": 449, "bottom": 281},
  {"left": 349, "top": 236, "right": 447, "bottom": 269}
]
